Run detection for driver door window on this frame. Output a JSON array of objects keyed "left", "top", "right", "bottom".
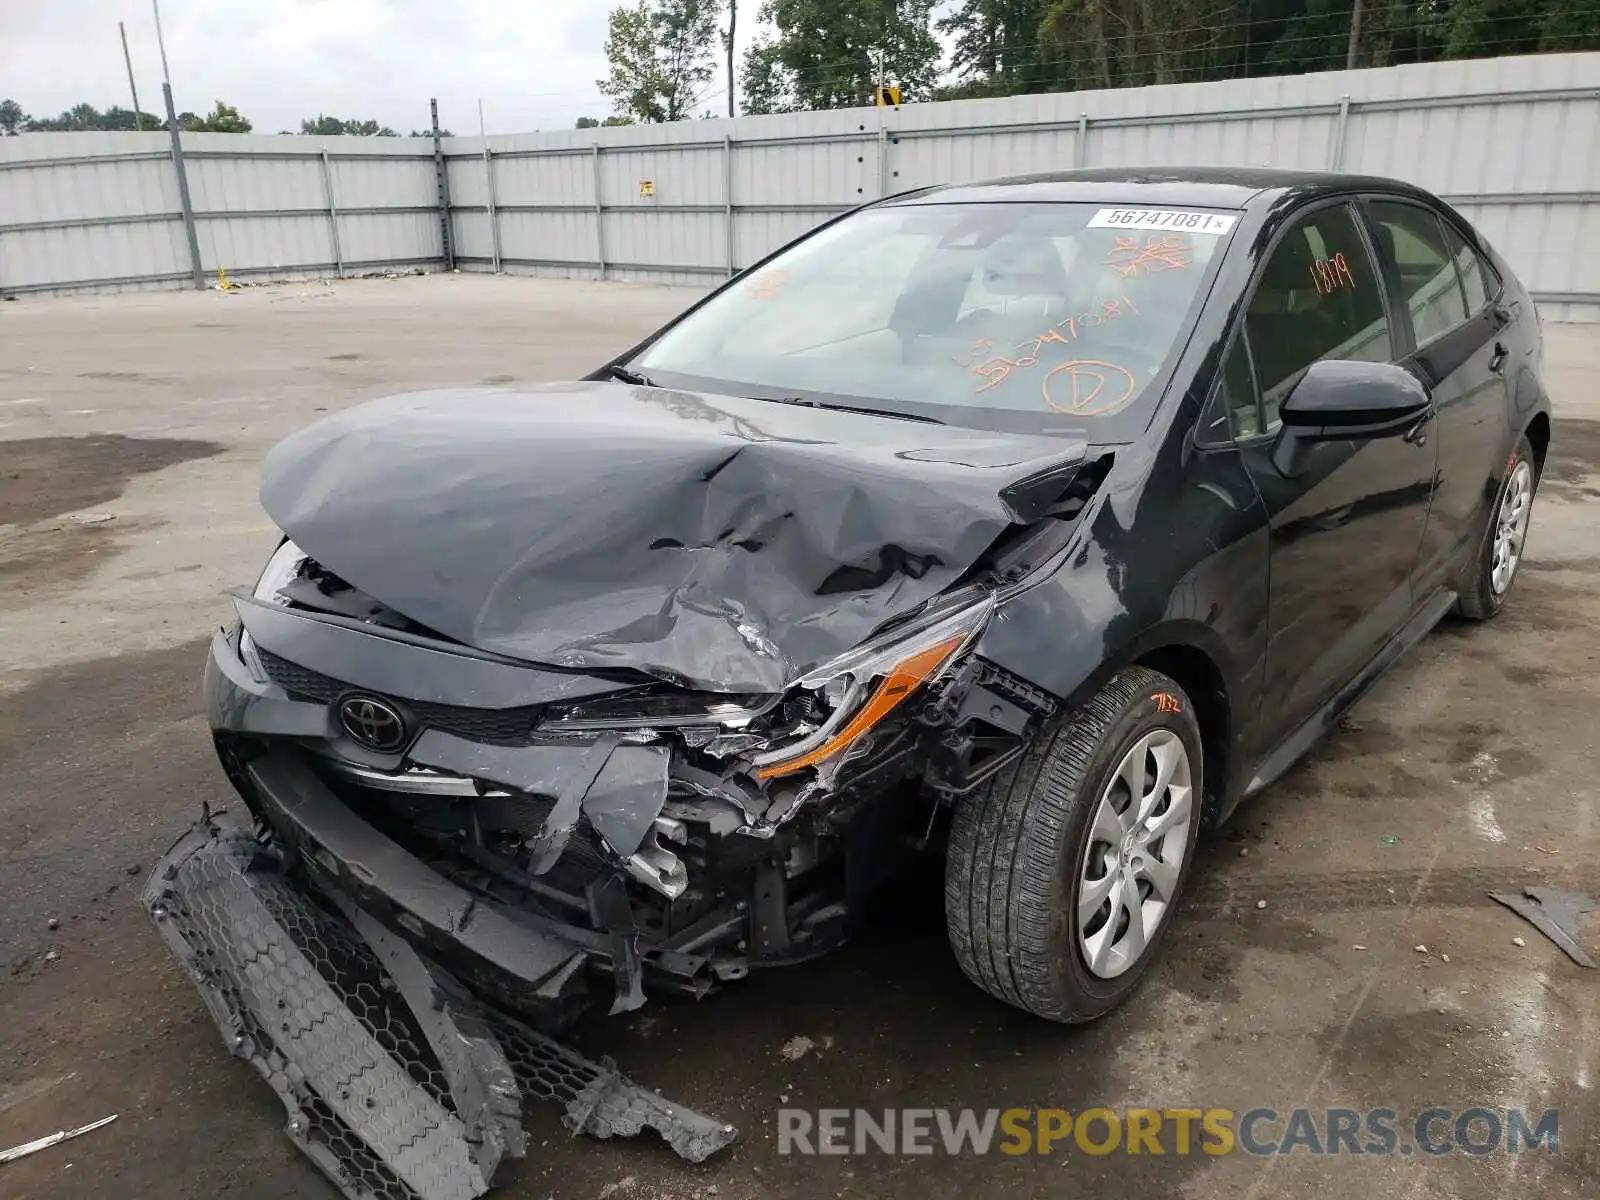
[{"left": 1245, "top": 204, "right": 1394, "bottom": 433}]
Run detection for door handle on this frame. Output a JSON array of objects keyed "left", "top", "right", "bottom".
[{"left": 1488, "top": 341, "right": 1509, "bottom": 374}]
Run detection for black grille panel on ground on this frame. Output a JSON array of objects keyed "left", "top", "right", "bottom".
[
  {"left": 141, "top": 817, "right": 738, "bottom": 1200},
  {"left": 259, "top": 649, "right": 543, "bottom": 746}
]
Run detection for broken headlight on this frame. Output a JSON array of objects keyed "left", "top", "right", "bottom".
[
  {"left": 751, "top": 591, "right": 996, "bottom": 780},
  {"left": 253, "top": 538, "right": 308, "bottom": 604}
]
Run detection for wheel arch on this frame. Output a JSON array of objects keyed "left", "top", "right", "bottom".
[
  {"left": 1523, "top": 410, "right": 1550, "bottom": 479},
  {"left": 1009, "top": 620, "right": 1243, "bottom": 827},
  {"left": 1132, "top": 642, "right": 1232, "bottom": 825}
]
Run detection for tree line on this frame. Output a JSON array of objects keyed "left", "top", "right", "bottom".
[
  {"left": 8, "top": 0, "right": 1597, "bottom": 139},
  {"left": 0, "top": 99, "right": 449, "bottom": 137},
  {"left": 585, "top": 0, "right": 1600, "bottom": 124}
]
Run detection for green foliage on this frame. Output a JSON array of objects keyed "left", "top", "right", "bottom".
[
  {"left": 938, "top": 0, "right": 1064, "bottom": 94},
  {"left": 15, "top": 99, "right": 246, "bottom": 132},
  {"left": 299, "top": 114, "right": 398, "bottom": 136},
  {"left": 181, "top": 101, "right": 253, "bottom": 133},
  {"left": 598, "top": 0, "right": 720, "bottom": 123},
  {"left": 742, "top": 0, "right": 942, "bottom": 114},
  {"left": 934, "top": 0, "right": 1600, "bottom": 96}
]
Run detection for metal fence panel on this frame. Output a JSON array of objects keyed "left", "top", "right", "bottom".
[
  {"left": 0, "top": 218, "right": 190, "bottom": 292},
  {"left": 605, "top": 210, "right": 722, "bottom": 270},
  {"left": 3, "top": 53, "right": 1600, "bottom": 314},
  {"left": 450, "top": 51, "right": 1600, "bottom": 315},
  {"left": 335, "top": 211, "right": 441, "bottom": 269},
  {"left": 197, "top": 214, "right": 331, "bottom": 278}
]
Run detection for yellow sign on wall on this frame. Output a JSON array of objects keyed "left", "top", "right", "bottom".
[{"left": 639, "top": 179, "right": 656, "bottom": 198}]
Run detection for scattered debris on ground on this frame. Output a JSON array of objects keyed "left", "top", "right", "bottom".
[
  {"left": 1489, "top": 887, "right": 1597, "bottom": 967},
  {"left": 780, "top": 1036, "right": 816, "bottom": 1062},
  {"left": 0, "top": 1114, "right": 117, "bottom": 1165}
]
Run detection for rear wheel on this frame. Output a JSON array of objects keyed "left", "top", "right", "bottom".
[
  {"left": 944, "top": 666, "right": 1203, "bottom": 1022},
  {"left": 1457, "top": 434, "right": 1537, "bottom": 621}
]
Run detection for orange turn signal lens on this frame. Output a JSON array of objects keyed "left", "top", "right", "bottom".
[{"left": 756, "top": 634, "right": 967, "bottom": 780}]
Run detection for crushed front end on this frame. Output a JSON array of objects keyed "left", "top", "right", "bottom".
[
  {"left": 203, "top": 540, "right": 1062, "bottom": 1022},
  {"left": 147, "top": 385, "right": 1102, "bottom": 1197},
  {"left": 146, "top": 549, "right": 1058, "bottom": 1198}
]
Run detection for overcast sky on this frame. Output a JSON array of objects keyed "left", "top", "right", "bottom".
[{"left": 0, "top": 0, "right": 655, "bottom": 134}]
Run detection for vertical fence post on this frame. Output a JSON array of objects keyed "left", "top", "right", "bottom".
[
  {"left": 431, "top": 98, "right": 455, "bottom": 270},
  {"left": 483, "top": 146, "right": 502, "bottom": 274},
  {"left": 162, "top": 82, "right": 204, "bottom": 290},
  {"left": 592, "top": 143, "right": 607, "bottom": 281},
  {"left": 1329, "top": 94, "right": 1352, "bottom": 171},
  {"left": 723, "top": 134, "right": 736, "bottom": 277},
  {"left": 319, "top": 150, "right": 344, "bottom": 278},
  {"left": 876, "top": 124, "right": 889, "bottom": 197},
  {"left": 1075, "top": 113, "right": 1090, "bottom": 169}
]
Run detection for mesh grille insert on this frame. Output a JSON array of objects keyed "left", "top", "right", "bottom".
[{"left": 258, "top": 649, "right": 543, "bottom": 746}]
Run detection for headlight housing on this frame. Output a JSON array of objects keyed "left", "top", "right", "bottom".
[
  {"left": 750, "top": 591, "right": 996, "bottom": 780},
  {"left": 253, "top": 538, "right": 308, "bottom": 604}
]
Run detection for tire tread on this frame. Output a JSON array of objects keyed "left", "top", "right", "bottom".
[{"left": 945, "top": 665, "right": 1181, "bottom": 1022}]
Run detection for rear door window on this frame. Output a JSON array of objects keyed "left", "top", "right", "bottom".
[
  {"left": 1368, "top": 200, "right": 1468, "bottom": 346},
  {"left": 1437, "top": 220, "right": 1498, "bottom": 315},
  {"left": 1244, "top": 203, "right": 1393, "bottom": 432}
]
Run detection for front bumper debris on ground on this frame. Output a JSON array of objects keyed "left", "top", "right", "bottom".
[{"left": 141, "top": 816, "right": 737, "bottom": 1200}]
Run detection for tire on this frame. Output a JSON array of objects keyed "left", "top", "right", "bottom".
[
  {"left": 944, "top": 666, "right": 1204, "bottom": 1023},
  {"left": 1456, "top": 434, "right": 1538, "bottom": 621}
]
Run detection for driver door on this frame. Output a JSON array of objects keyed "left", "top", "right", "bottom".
[{"left": 1226, "top": 201, "right": 1438, "bottom": 748}]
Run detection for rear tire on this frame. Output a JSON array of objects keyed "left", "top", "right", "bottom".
[
  {"left": 1456, "top": 434, "right": 1537, "bottom": 621},
  {"left": 944, "top": 666, "right": 1203, "bottom": 1023}
]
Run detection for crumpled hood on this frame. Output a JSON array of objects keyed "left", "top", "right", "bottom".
[{"left": 260, "top": 382, "right": 1086, "bottom": 693}]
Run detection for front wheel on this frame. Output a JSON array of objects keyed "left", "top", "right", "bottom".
[{"left": 944, "top": 666, "right": 1203, "bottom": 1023}]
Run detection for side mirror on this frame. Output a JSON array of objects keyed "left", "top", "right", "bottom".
[
  {"left": 1273, "top": 360, "right": 1431, "bottom": 476},
  {"left": 1281, "top": 359, "right": 1431, "bottom": 434}
]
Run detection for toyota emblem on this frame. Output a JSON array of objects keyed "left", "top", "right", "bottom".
[{"left": 337, "top": 695, "right": 407, "bottom": 752}]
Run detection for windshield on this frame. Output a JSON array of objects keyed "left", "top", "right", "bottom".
[{"left": 633, "top": 201, "right": 1237, "bottom": 437}]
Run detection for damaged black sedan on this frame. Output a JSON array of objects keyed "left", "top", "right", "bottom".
[{"left": 147, "top": 168, "right": 1551, "bottom": 1196}]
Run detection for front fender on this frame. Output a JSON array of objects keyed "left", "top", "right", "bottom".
[{"left": 974, "top": 442, "right": 1269, "bottom": 813}]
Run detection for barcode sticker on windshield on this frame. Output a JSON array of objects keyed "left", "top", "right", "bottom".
[{"left": 1088, "top": 208, "right": 1238, "bottom": 235}]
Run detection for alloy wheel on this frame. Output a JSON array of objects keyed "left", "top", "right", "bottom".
[
  {"left": 1491, "top": 459, "right": 1533, "bottom": 596},
  {"left": 1076, "top": 728, "right": 1194, "bottom": 979}
]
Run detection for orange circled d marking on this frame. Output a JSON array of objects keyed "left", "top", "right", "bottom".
[
  {"left": 1042, "top": 360, "right": 1137, "bottom": 417},
  {"left": 745, "top": 269, "right": 790, "bottom": 299},
  {"left": 756, "top": 635, "right": 967, "bottom": 780}
]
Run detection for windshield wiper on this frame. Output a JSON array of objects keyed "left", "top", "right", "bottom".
[
  {"left": 606, "top": 363, "right": 656, "bottom": 387},
  {"left": 760, "top": 395, "right": 944, "bottom": 425}
]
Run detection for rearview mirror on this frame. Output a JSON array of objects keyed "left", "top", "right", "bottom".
[{"left": 1272, "top": 360, "right": 1432, "bottom": 476}]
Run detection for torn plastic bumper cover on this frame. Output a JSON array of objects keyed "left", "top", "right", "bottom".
[{"left": 141, "top": 817, "right": 736, "bottom": 1200}]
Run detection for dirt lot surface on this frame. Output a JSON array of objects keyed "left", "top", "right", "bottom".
[{"left": 1, "top": 275, "right": 1596, "bottom": 1200}]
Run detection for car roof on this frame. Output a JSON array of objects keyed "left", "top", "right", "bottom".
[{"left": 885, "top": 167, "right": 1437, "bottom": 212}]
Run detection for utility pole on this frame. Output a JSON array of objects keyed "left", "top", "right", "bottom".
[
  {"left": 1346, "top": 0, "right": 1364, "bottom": 70},
  {"left": 152, "top": 0, "right": 173, "bottom": 87},
  {"left": 119, "top": 22, "right": 144, "bottom": 131},
  {"left": 724, "top": 0, "right": 737, "bottom": 118}
]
